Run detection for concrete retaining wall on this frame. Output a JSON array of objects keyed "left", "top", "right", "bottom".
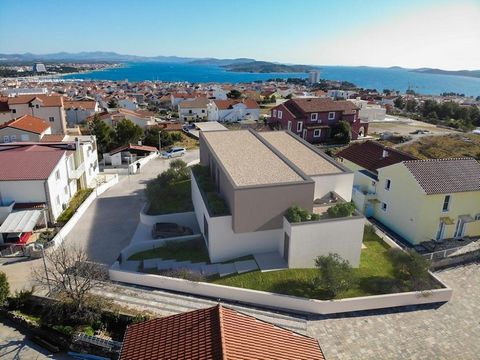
[
  {"left": 140, "top": 204, "right": 200, "bottom": 233},
  {"left": 109, "top": 266, "right": 452, "bottom": 315},
  {"left": 51, "top": 174, "right": 119, "bottom": 248}
]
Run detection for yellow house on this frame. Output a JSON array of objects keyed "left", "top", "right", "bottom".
[{"left": 337, "top": 141, "right": 480, "bottom": 245}]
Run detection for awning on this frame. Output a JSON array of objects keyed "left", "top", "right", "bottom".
[
  {"left": 0, "top": 210, "right": 42, "bottom": 233},
  {"left": 440, "top": 216, "right": 455, "bottom": 225},
  {"left": 459, "top": 215, "right": 475, "bottom": 223}
]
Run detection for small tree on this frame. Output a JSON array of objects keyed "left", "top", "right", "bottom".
[
  {"left": 33, "top": 244, "right": 108, "bottom": 311},
  {"left": 331, "top": 120, "right": 351, "bottom": 144},
  {"left": 107, "top": 98, "right": 118, "bottom": 108},
  {"left": 388, "top": 249, "right": 431, "bottom": 291},
  {"left": 394, "top": 96, "right": 405, "bottom": 109},
  {"left": 0, "top": 271, "right": 9, "bottom": 306},
  {"left": 89, "top": 115, "right": 114, "bottom": 155},
  {"left": 114, "top": 118, "right": 144, "bottom": 147},
  {"left": 326, "top": 202, "right": 356, "bottom": 218},
  {"left": 143, "top": 126, "right": 174, "bottom": 148},
  {"left": 315, "top": 253, "right": 355, "bottom": 299},
  {"left": 226, "top": 89, "right": 242, "bottom": 99}
]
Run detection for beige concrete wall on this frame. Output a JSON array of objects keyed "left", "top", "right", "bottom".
[
  {"left": 311, "top": 172, "right": 354, "bottom": 202},
  {"left": 233, "top": 182, "right": 314, "bottom": 233},
  {"left": 0, "top": 128, "right": 42, "bottom": 143}
]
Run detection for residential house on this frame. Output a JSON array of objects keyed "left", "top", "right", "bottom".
[
  {"left": 90, "top": 108, "right": 157, "bottom": 129},
  {"left": 192, "top": 129, "right": 365, "bottom": 267},
  {"left": 0, "top": 115, "right": 51, "bottom": 143},
  {"left": 348, "top": 98, "right": 386, "bottom": 122},
  {"left": 0, "top": 95, "right": 67, "bottom": 134},
  {"left": 336, "top": 141, "right": 480, "bottom": 245},
  {"left": 208, "top": 99, "right": 260, "bottom": 122},
  {"left": 269, "top": 97, "right": 366, "bottom": 143},
  {"left": 178, "top": 97, "right": 210, "bottom": 122},
  {"left": 103, "top": 143, "right": 157, "bottom": 166},
  {"left": 327, "top": 89, "right": 356, "bottom": 100},
  {"left": 118, "top": 97, "right": 139, "bottom": 111},
  {"left": 64, "top": 100, "right": 99, "bottom": 126},
  {"left": 170, "top": 93, "right": 197, "bottom": 109},
  {"left": 0, "top": 137, "right": 99, "bottom": 223},
  {"left": 120, "top": 305, "right": 325, "bottom": 360}
]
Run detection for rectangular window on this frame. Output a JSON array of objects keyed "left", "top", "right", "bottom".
[
  {"left": 21, "top": 134, "right": 29, "bottom": 141},
  {"left": 328, "top": 112, "right": 335, "bottom": 120},
  {"left": 11, "top": 109, "right": 16, "bottom": 114},
  {"left": 49, "top": 117, "right": 55, "bottom": 122},
  {"left": 310, "top": 113, "right": 318, "bottom": 121},
  {"left": 287, "top": 121, "right": 292, "bottom": 131},
  {"left": 313, "top": 129, "right": 321, "bottom": 137},
  {"left": 3, "top": 135, "right": 9, "bottom": 143},
  {"left": 442, "top": 195, "right": 451, "bottom": 212},
  {"left": 296, "top": 121, "right": 303, "bottom": 132},
  {"left": 272, "top": 109, "right": 277, "bottom": 117},
  {"left": 10, "top": 135, "right": 16, "bottom": 142},
  {"left": 278, "top": 110, "right": 283, "bottom": 119},
  {"left": 55, "top": 195, "right": 60, "bottom": 206},
  {"left": 385, "top": 179, "right": 391, "bottom": 190},
  {"left": 381, "top": 202, "right": 387, "bottom": 212},
  {"left": 475, "top": 214, "right": 480, "bottom": 221},
  {"left": 435, "top": 222, "right": 445, "bottom": 241},
  {"left": 55, "top": 170, "right": 60, "bottom": 180}
]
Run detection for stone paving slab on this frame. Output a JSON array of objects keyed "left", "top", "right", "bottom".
[
  {"left": 201, "top": 264, "right": 219, "bottom": 276},
  {"left": 217, "top": 263, "right": 236, "bottom": 277},
  {"left": 234, "top": 259, "right": 258, "bottom": 274},
  {"left": 254, "top": 252, "right": 287, "bottom": 272}
]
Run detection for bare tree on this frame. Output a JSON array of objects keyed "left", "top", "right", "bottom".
[{"left": 33, "top": 243, "right": 108, "bottom": 311}]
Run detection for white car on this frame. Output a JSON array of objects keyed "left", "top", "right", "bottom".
[{"left": 162, "top": 147, "right": 186, "bottom": 158}]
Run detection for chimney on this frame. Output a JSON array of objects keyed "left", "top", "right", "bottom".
[{"left": 382, "top": 149, "right": 389, "bottom": 158}]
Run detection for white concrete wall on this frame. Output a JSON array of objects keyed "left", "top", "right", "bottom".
[
  {"left": 0, "top": 201, "right": 15, "bottom": 224},
  {"left": 284, "top": 215, "right": 365, "bottom": 268},
  {"left": 46, "top": 153, "right": 75, "bottom": 220},
  {"left": 108, "top": 267, "right": 452, "bottom": 315},
  {"left": 192, "top": 174, "right": 281, "bottom": 262},
  {"left": 0, "top": 180, "right": 46, "bottom": 204},
  {"left": 311, "top": 172, "right": 354, "bottom": 201}
]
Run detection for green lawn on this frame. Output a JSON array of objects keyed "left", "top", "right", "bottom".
[
  {"left": 128, "top": 238, "right": 254, "bottom": 265},
  {"left": 147, "top": 179, "right": 193, "bottom": 215},
  {"left": 211, "top": 228, "right": 398, "bottom": 299}
]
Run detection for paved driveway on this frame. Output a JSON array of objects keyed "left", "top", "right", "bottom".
[{"left": 62, "top": 150, "right": 199, "bottom": 265}]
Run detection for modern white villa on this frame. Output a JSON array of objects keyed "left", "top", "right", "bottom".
[{"left": 191, "top": 129, "right": 365, "bottom": 268}]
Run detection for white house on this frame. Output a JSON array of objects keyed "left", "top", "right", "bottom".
[
  {"left": 348, "top": 98, "right": 386, "bottom": 122},
  {"left": 178, "top": 98, "right": 210, "bottom": 122},
  {"left": 92, "top": 108, "right": 157, "bottom": 129},
  {"left": 0, "top": 95, "right": 67, "bottom": 134},
  {"left": 118, "top": 97, "right": 139, "bottom": 111},
  {"left": 327, "top": 90, "right": 356, "bottom": 100},
  {"left": 208, "top": 99, "right": 260, "bottom": 122},
  {"left": 170, "top": 93, "right": 197, "bottom": 109},
  {"left": 64, "top": 100, "right": 99, "bottom": 125}
]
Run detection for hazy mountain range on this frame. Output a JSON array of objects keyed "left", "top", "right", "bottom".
[{"left": 0, "top": 52, "right": 478, "bottom": 77}]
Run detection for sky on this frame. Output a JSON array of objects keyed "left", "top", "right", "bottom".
[{"left": 0, "top": 0, "right": 479, "bottom": 70}]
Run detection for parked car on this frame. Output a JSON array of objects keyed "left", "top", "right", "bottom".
[
  {"left": 151, "top": 222, "right": 193, "bottom": 239},
  {"left": 162, "top": 147, "right": 186, "bottom": 158}
]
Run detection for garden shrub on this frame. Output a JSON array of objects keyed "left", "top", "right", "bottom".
[
  {"left": 315, "top": 253, "right": 355, "bottom": 299},
  {"left": 326, "top": 202, "right": 356, "bottom": 218},
  {"left": 286, "top": 205, "right": 320, "bottom": 223}
]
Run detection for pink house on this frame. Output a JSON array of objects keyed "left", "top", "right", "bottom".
[{"left": 269, "top": 98, "right": 368, "bottom": 143}]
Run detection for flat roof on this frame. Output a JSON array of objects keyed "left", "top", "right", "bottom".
[
  {"left": 259, "top": 131, "right": 342, "bottom": 175},
  {"left": 202, "top": 130, "right": 303, "bottom": 186},
  {"left": 194, "top": 121, "right": 228, "bottom": 132}
]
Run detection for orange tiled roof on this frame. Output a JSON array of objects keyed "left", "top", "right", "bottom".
[
  {"left": 64, "top": 100, "right": 96, "bottom": 110},
  {"left": 7, "top": 94, "right": 64, "bottom": 107},
  {"left": 120, "top": 305, "right": 324, "bottom": 360},
  {"left": 0, "top": 115, "right": 50, "bottom": 134}
]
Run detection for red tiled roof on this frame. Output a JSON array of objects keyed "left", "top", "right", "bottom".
[
  {"left": 64, "top": 100, "right": 96, "bottom": 110},
  {"left": 7, "top": 94, "right": 64, "bottom": 107},
  {"left": 0, "top": 145, "right": 66, "bottom": 180},
  {"left": 0, "top": 115, "right": 50, "bottom": 134},
  {"left": 120, "top": 305, "right": 324, "bottom": 360},
  {"left": 403, "top": 158, "right": 480, "bottom": 194},
  {"left": 288, "top": 97, "right": 359, "bottom": 115},
  {"left": 40, "top": 134, "right": 68, "bottom": 142},
  {"left": 109, "top": 143, "right": 158, "bottom": 155},
  {"left": 214, "top": 99, "right": 259, "bottom": 110},
  {"left": 336, "top": 140, "right": 417, "bottom": 172}
]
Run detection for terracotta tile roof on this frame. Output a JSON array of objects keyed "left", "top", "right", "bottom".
[
  {"left": 40, "top": 134, "right": 68, "bottom": 142},
  {"left": 213, "top": 99, "right": 259, "bottom": 110},
  {"left": 64, "top": 100, "right": 96, "bottom": 110},
  {"left": 336, "top": 140, "right": 417, "bottom": 172},
  {"left": 178, "top": 97, "right": 209, "bottom": 109},
  {"left": 120, "top": 305, "right": 324, "bottom": 360},
  {"left": 403, "top": 158, "right": 480, "bottom": 194},
  {"left": 288, "top": 97, "right": 359, "bottom": 115},
  {"left": 109, "top": 143, "right": 157, "bottom": 155},
  {"left": 7, "top": 94, "right": 64, "bottom": 107},
  {"left": 0, "top": 115, "right": 50, "bottom": 134},
  {"left": 0, "top": 145, "right": 66, "bottom": 180}
]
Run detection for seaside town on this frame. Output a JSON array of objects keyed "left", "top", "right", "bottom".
[{"left": 1, "top": 1, "right": 479, "bottom": 360}]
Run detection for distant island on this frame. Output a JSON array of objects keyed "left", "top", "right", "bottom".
[
  {"left": 411, "top": 68, "right": 480, "bottom": 79},
  {"left": 222, "top": 61, "right": 316, "bottom": 73}
]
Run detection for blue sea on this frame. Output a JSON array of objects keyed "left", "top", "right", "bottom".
[{"left": 62, "top": 62, "right": 480, "bottom": 96}]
